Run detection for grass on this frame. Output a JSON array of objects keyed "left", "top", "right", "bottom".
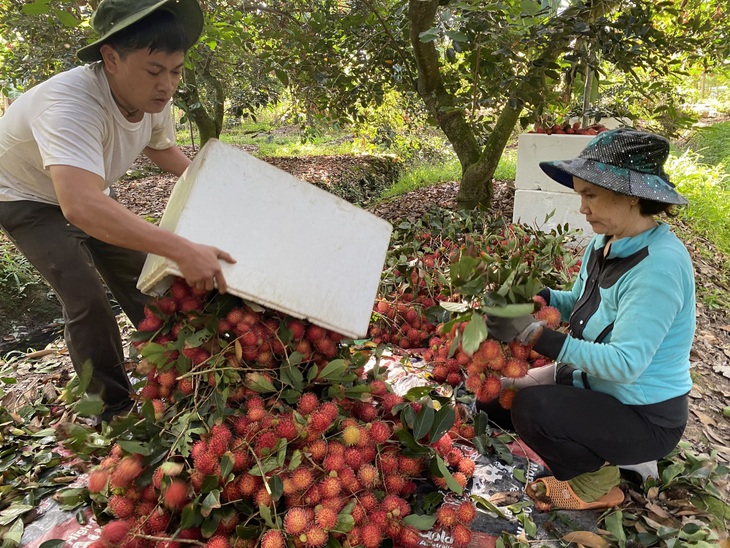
[
  {"left": 380, "top": 149, "right": 518, "bottom": 199},
  {"left": 685, "top": 120, "right": 730, "bottom": 168}
]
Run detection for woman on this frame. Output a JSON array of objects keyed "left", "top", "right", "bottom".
[{"left": 485, "top": 128, "right": 695, "bottom": 510}]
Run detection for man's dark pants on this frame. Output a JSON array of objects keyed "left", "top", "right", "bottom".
[{"left": 0, "top": 199, "right": 149, "bottom": 420}]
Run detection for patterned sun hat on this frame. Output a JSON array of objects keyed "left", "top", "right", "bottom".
[{"left": 539, "top": 128, "right": 687, "bottom": 205}]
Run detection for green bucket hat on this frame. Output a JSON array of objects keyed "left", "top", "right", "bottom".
[
  {"left": 539, "top": 128, "right": 687, "bottom": 205},
  {"left": 77, "top": 0, "right": 204, "bottom": 62}
]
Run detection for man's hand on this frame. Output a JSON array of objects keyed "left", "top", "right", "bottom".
[
  {"left": 173, "top": 241, "right": 236, "bottom": 294},
  {"left": 487, "top": 315, "right": 545, "bottom": 345}
]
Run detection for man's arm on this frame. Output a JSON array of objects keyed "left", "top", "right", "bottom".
[
  {"left": 50, "top": 165, "right": 235, "bottom": 293},
  {"left": 143, "top": 145, "right": 191, "bottom": 177}
]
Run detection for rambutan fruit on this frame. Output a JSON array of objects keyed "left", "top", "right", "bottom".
[
  {"left": 358, "top": 491, "right": 379, "bottom": 511},
  {"left": 456, "top": 500, "right": 477, "bottom": 524},
  {"left": 508, "top": 341, "right": 531, "bottom": 361},
  {"left": 176, "top": 377, "right": 194, "bottom": 395},
  {"left": 368, "top": 421, "right": 391, "bottom": 444},
  {"left": 322, "top": 453, "right": 346, "bottom": 473},
  {"left": 354, "top": 402, "right": 377, "bottom": 423},
  {"left": 110, "top": 455, "right": 143, "bottom": 488},
  {"left": 254, "top": 486, "right": 273, "bottom": 507},
  {"left": 157, "top": 369, "right": 177, "bottom": 388},
  {"left": 381, "top": 393, "right": 404, "bottom": 416},
  {"left": 87, "top": 469, "right": 109, "bottom": 493},
  {"left": 398, "top": 525, "right": 422, "bottom": 548},
  {"left": 436, "top": 505, "right": 459, "bottom": 527},
  {"left": 284, "top": 507, "right": 312, "bottom": 535},
  {"left": 378, "top": 452, "right": 399, "bottom": 475},
  {"left": 476, "top": 375, "right": 502, "bottom": 403},
  {"left": 205, "top": 536, "right": 231, "bottom": 548},
  {"left": 99, "top": 520, "right": 130, "bottom": 546},
  {"left": 306, "top": 325, "right": 326, "bottom": 342},
  {"left": 343, "top": 447, "right": 363, "bottom": 470},
  {"left": 302, "top": 525, "right": 328, "bottom": 548},
  {"left": 138, "top": 316, "right": 162, "bottom": 332},
  {"left": 356, "top": 463, "right": 381, "bottom": 489},
  {"left": 162, "top": 479, "right": 188, "bottom": 511},
  {"left": 135, "top": 500, "right": 155, "bottom": 518},
  {"left": 535, "top": 305, "right": 561, "bottom": 328},
  {"left": 341, "top": 425, "right": 360, "bottom": 447},
  {"left": 319, "top": 476, "right": 343, "bottom": 498},
  {"left": 193, "top": 452, "right": 217, "bottom": 475},
  {"left": 452, "top": 471, "right": 468, "bottom": 488},
  {"left": 397, "top": 455, "right": 425, "bottom": 477},
  {"left": 431, "top": 434, "right": 453, "bottom": 456},
  {"left": 384, "top": 472, "right": 408, "bottom": 495},
  {"left": 452, "top": 523, "right": 472, "bottom": 547},
  {"left": 108, "top": 494, "right": 135, "bottom": 519},
  {"left": 368, "top": 379, "right": 388, "bottom": 396},
  {"left": 360, "top": 523, "right": 383, "bottom": 548},
  {"left": 458, "top": 458, "right": 476, "bottom": 477},
  {"left": 275, "top": 418, "right": 299, "bottom": 441},
  {"left": 306, "top": 439, "right": 328, "bottom": 461},
  {"left": 260, "top": 530, "right": 285, "bottom": 548},
  {"left": 503, "top": 358, "right": 529, "bottom": 379},
  {"left": 315, "top": 506, "right": 338, "bottom": 530},
  {"left": 309, "top": 410, "right": 334, "bottom": 433},
  {"left": 297, "top": 392, "right": 319, "bottom": 415},
  {"left": 303, "top": 484, "right": 322, "bottom": 506},
  {"left": 144, "top": 508, "right": 171, "bottom": 534},
  {"left": 314, "top": 337, "right": 338, "bottom": 358},
  {"left": 238, "top": 473, "right": 262, "bottom": 497},
  {"left": 499, "top": 386, "right": 518, "bottom": 409},
  {"left": 291, "top": 467, "right": 315, "bottom": 492}
]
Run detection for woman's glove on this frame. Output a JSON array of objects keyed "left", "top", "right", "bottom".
[{"left": 487, "top": 315, "right": 546, "bottom": 345}]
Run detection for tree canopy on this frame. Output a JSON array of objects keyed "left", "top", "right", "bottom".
[{"left": 1, "top": 0, "right": 728, "bottom": 208}]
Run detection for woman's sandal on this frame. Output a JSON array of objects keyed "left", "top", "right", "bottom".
[{"left": 526, "top": 476, "right": 625, "bottom": 511}]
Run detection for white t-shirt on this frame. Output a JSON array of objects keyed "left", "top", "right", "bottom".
[{"left": 0, "top": 62, "right": 176, "bottom": 205}]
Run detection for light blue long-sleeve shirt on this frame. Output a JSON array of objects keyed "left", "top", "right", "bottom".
[{"left": 539, "top": 222, "right": 695, "bottom": 406}]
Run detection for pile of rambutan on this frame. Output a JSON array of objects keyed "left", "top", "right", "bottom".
[{"left": 85, "top": 277, "right": 478, "bottom": 548}]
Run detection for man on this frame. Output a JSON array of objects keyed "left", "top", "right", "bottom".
[{"left": 0, "top": 0, "right": 234, "bottom": 421}]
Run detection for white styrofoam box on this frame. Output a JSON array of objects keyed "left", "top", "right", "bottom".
[
  {"left": 137, "top": 139, "right": 393, "bottom": 339},
  {"left": 514, "top": 133, "right": 594, "bottom": 192},
  {"left": 567, "top": 116, "right": 632, "bottom": 130},
  {"left": 512, "top": 189, "right": 594, "bottom": 245}
]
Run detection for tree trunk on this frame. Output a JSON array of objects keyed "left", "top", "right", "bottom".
[
  {"left": 408, "top": 0, "right": 625, "bottom": 210},
  {"left": 180, "top": 61, "right": 225, "bottom": 148},
  {"left": 408, "top": 0, "right": 482, "bottom": 174}
]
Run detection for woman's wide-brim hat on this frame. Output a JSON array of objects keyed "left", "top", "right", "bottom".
[
  {"left": 77, "top": 0, "right": 204, "bottom": 62},
  {"left": 539, "top": 128, "right": 687, "bottom": 205}
]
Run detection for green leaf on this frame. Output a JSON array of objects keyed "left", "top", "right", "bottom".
[
  {"left": 259, "top": 503, "right": 276, "bottom": 528},
  {"left": 445, "top": 30, "right": 469, "bottom": 43},
  {"left": 461, "top": 313, "right": 487, "bottom": 356},
  {"left": 334, "top": 513, "right": 355, "bottom": 533},
  {"left": 316, "top": 359, "right": 347, "bottom": 381},
  {"left": 403, "top": 513, "right": 437, "bottom": 530},
  {"left": 0, "top": 518, "right": 23, "bottom": 546},
  {"left": 434, "top": 454, "right": 463, "bottom": 494},
  {"left": 21, "top": 2, "right": 50, "bottom": 15},
  {"left": 429, "top": 405, "right": 455, "bottom": 444},
  {"left": 117, "top": 440, "right": 152, "bottom": 456},
  {"left": 39, "top": 541, "right": 66, "bottom": 548},
  {"left": 439, "top": 301, "right": 469, "bottom": 313},
  {"left": 418, "top": 28, "right": 439, "bottom": 43},
  {"left": 604, "top": 511, "right": 626, "bottom": 546},
  {"left": 482, "top": 303, "right": 535, "bottom": 318},
  {"left": 0, "top": 505, "right": 33, "bottom": 526},
  {"left": 246, "top": 373, "right": 276, "bottom": 393},
  {"left": 412, "top": 405, "right": 435, "bottom": 441},
  {"left": 220, "top": 453, "right": 234, "bottom": 480},
  {"left": 201, "top": 490, "right": 221, "bottom": 518},
  {"left": 53, "top": 8, "right": 79, "bottom": 27}
]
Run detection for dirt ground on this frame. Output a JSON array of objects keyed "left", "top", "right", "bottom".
[{"left": 1, "top": 151, "right": 729, "bottom": 462}]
